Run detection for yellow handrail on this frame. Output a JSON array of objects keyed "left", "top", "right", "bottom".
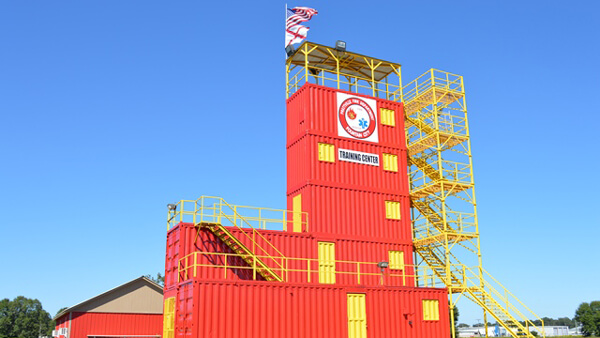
[
  {"left": 216, "top": 200, "right": 286, "bottom": 272},
  {"left": 178, "top": 251, "right": 447, "bottom": 288},
  {"left": 167, "top": 196, "right": 309, "bottom": 232},
  {"left": 403, "top": 68, "right": 464, "bottom": 102},
  {"left": 167, "top": 196, "right": 311, "bottom": 282},
  {"left": 455, "top": 264, "right": 544, "bottom": 335}
]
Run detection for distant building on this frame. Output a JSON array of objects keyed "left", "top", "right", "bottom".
[
  {"left": 533, "top": 326, "right": 570, "bottom": 336},
  {"left": 569, "top": 326, "right": 583, "bottom": 336},
  {"left": 458, "top": 325, "right": 572, "bottom": 337},
  {"left": 53, "top": 276, "right": 163, "bottom": 338}
]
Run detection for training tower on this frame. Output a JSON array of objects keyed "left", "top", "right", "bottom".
[{"left": 162, "top": 42, "right": 543, "bottom": 338}]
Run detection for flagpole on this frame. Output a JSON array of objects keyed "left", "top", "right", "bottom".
[
  {"left": 285, "top": 3, "right": 288, "bottom": 56},
  {"left": 285, "top": 4, "right": 287, "bottom": 48}
]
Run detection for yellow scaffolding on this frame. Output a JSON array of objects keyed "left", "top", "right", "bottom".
[{"left": 403, "top": 69, "right": 544, "bottom": 338}]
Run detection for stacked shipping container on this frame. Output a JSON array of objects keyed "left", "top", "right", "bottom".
[{"left": 164, "top": 83, "right": 450, "bottom": 338}]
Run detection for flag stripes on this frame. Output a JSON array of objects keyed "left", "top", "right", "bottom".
[{"left": 285, "top": 6, "right": 318, "bottom": 47}]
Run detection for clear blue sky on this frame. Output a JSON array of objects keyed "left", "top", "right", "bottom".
[{"left": 1, "top": 0, "right": 598, "bottom": 325}]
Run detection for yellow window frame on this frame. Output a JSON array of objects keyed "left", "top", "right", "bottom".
[
  {"left": 385, "top": 201, "right": 401, "bottom": 220},
  {"left": 382, "top": 153, "right": 398, "bottom": 172},
  {"left": 380, "top": 108, "right": 396, "bottom": 126},
  {"left": 423, "top": 299, "right": 440, "bottom": 321},
  {"left": 318, "top": 142, "right": 336, "bottom": 163},
  {"left": 389, "top": 250, "right": 404, "bottom": 270}
]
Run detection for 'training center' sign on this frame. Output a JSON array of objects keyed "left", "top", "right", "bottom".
[{"left": 338, "top": 148, "right": 380, "bottom": 166}]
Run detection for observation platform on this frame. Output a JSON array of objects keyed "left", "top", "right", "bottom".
[{"left": 286, "top": 41, "right": 402, "bottom": 100}]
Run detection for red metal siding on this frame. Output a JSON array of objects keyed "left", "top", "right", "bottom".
[
  {"left": 171, "top": 225, "right": 415, "bottom": 286},
  {"left": 287, "top": 134, "right": 409, "bottom": 195},
  {"left": 165, "top": 223, "right": 208, "bottom": 289},
  {"left": 286, "top": 83, "right": 410, "bottom": 241},
  {"left": 55, "top": 313, "right": 162, "bottom": 338},
  {"left": 163, "top": 79, "right": 450, "bottom": 338},
  {"left": 287, "top": 185, "right": 412, "bottom": 241},
  {"left": 286, "top": 83, "right": 405, "bottom": 147},
  {"left": 366, "top": 288, "right": 450, "bottom": 338},
  {"left": 174, "top": 281, "right": 448, "bottom": 338}
]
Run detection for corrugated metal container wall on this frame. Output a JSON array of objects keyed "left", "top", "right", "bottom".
[
  {"left": 288, "top": 185, "right": 412, "bottom": 241},
  {"left": 173, "top": 225, "right": 415, "bottom": 285},
  {"left": 55, "top": 313, "right": 162, "bottom": 338},
  {"left": 175, "top": 226, "right": 268, "bottom": 282},
  {"left": 174, "top": 281, "right": 449, "bottom": 338},
  {"left": 177, "top": 281, "right": 347, "bottom": 338},
  {"left": 165, "top": 223, "right": 202, "bottom": 289},
  {"left": 287, "top": 135, "right": 409, "bottom": 194},
  {"left": 366, "top": 287, "right": 450, "bottom": 338},
  {"left": 286, "top": 83, "right": 410, "bottom": 241},
  {"left": 333, "top": 238, "right": 415, "bottom": 287},
  {"left": 286, "top": 83, "right": 405, "bottom": 146}
]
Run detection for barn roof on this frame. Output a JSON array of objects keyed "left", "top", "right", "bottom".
[{"left": 54, "top": 276, "right": 163, "bottom": 320}]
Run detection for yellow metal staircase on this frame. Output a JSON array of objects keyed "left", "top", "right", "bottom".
[
  {"left": 202, "top": 223, "right": 283, "bottom": 281},
  {"left": 402, "top": 69, "right": 545, "bottom": 338},
  {"left": 168, "top": 196, "right": 292, "bottom": 283}
]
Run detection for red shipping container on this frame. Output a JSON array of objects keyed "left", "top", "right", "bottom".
[
  {"left": 287, "top": 185, "right": 412, "bottom": 240},
  {"left": 287, "top": 134, "right": 409, "bottom": 195},
  {"left": 174, "top": 280, "right": 448, "bottom": 338},
  {"left": 286, "top": 83, "right": 406, "bottom": 147},
  {"left": 169, "top": 224, "right": 416, "bottom": 287},
  {"left": 287, "top": 83, "right": 410, "bottom": 241}
]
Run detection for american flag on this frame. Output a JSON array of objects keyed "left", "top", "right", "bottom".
[{"left": 285, "top": 6, "right": 318, "bottom": 47}]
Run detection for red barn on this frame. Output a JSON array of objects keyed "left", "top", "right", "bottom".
[{"left": 54, "top": 276, "right": 163, "bottom": 338}]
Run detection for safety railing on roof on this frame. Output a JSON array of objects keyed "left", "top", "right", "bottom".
[
  {"left": 287, "top": 64, "right": 403, "bottom": 101},
  {"left": 285, "top": 42, "right": 403, "bottom": 100},
  {"left": 178, "top": 251, "right": 452, "bottom": 288},
  {"left": 403, "top": 68, "right": 464, "bottom": 103},
  {"left": 167, "top": 196, "right": 309, "bottom": 232},
  {"left": 167, "top": 196, "right": 310, "bottom": 283}
]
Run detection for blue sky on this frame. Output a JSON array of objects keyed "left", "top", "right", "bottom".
[{"left": 1, "top": 0, "right": 598, "bottom": 325}]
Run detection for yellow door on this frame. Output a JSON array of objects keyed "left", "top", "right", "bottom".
[
  {"left": 293, "top": 194, "right": 302, "bottom": 232},
  {"left": 163, "top": 297, "right": 175, "bottom": 338},
  {"left": 318, "top": 242, "right": 335, "bottom": 284},
  {"left": 347, "top": 294, "right": 367, "bottom": 338}
]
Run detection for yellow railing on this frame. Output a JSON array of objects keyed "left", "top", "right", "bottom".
[
  {"left": 285, "top": 42, "right": 403, "bottom": 100},
  {"left": 406, "top": 109, "right": 468, "bottom": 142},
  {"left": 167, "top": 196, "right": 309, "bottom": 232},
  {"left": 410, "top": 159, "right": 473, "bottom": 187},
  {"left": 178, "top": 251, "right": 449, "bottom": 288},
  {"left": 418, "top": 246, "right": 545, "bottom": 336},
  {"left": 413, "top": 211, "right": 477, "bottom": 240},
  {"left": 460, "top": 265, "right": 545, "bottom": 336},
  {"left": 167, "top": 196, "right": 309, "bottom": 282},
  {"left": 403, "top": 68, "right": 464, "bottom": 103},
  {"left": 287, "top": 64, "right": 403, "bottom": 101}
]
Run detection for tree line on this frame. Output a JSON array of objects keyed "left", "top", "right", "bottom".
[
  {"left": 0, "top": 297, "right": 54, "bottom": 338},
  {"left": 456, "top": 300, "right": 600, "bottom": 337}
]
